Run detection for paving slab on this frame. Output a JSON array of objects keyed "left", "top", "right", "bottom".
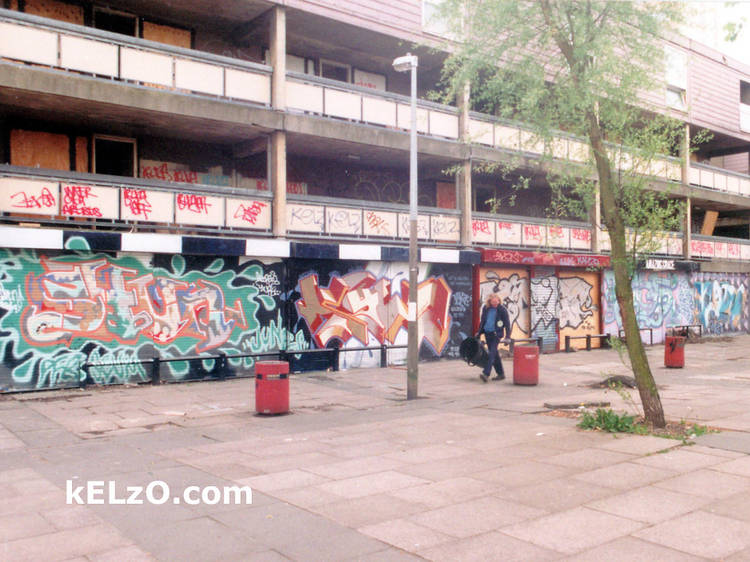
[
  {"left": 694, "top": 431, "right": 750, "bottom": 454},
  {"left": 500, "top": 506, "right": 646, "bottom": 555},
  {"left": 633, "top": 511, "right": 750, "bottom": 559}
]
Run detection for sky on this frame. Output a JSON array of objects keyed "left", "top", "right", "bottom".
[{"left": 682, "top": 1, "right": 750, "bottom": 64}]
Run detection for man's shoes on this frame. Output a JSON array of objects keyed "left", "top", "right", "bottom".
[
  {"left": 480, "top": 373, "right": 489, "bottom": 383},
  {"left": 492, "top": 374, "right": 505, "bottom": 381}
]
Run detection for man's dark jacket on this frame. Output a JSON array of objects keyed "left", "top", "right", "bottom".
[{"left": 478, "top": 304, "right": 511, "bottom": 340}]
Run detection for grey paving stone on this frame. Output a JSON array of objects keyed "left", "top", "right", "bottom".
[
  {"left": 562, "top": 536, "right": 706, "bottom": 561},
  {"left": 633, "top": 510, "right": 750, "bottom": 559},
  {"left": 500, "top": 506, "right": 645, "bottom": 555},
  {"left": 694, "top": 431, "right": 750, "bottom": 454},
  {"left": 418, "top": 530, "right": 561, "bottom": 562}
]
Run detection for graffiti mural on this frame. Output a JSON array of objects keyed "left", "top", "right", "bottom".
[
  {"left": 296, "top": 272, "right": 451, "bottom": 353},
  {"left": 477, "top": 268, "right": 530, "bottom": 339},
  {"left": 602, "top": 270, "right": 695, "bottom": 344},
  {"left": 22, "top": 257, "right": 246, "bottom": 352},
  {"left": 530, "top": 268, "right": 558, "bottom": 352},
  {"left": 0, "top": 250, "right": 295, "bottom": 391},
  {"left": 288, "top": 260, "right": 471, "bottom": 370},
  {"left": 693, "top": 272, "right": 749, "bottom": 335},
  {"left": 558, "top": 271, "right": 600, "bottom": 350}
]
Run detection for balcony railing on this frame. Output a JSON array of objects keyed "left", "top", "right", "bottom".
[
  {"left": 468, "top": 113, "right": 682, "bottom": 183},
  {"left": 0, "top": 166, "right": 273, "bottom": 234},
  {"left": 690, "top": 235, "right": 750, "bottom": 260},
  {"left": 286, "top": 72, "right": 460, "bottom": 140},
  {"left": 0, "top": 9, "right": 271, "bottom": 105},
  {"left": 286, "top": 195, "right": 461, "bottom": 242},
  {"left": 3, "top": 166, "right": 750, "bottom": 260},
  {"left": 471, "top": 214, "right": 592, "bottom": 251},
  {"left": 689, "top": 162, "right": 750, "bottom": 197}
]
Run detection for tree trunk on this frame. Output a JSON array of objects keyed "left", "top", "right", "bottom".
[
  {"left": 586, "top": 111, "right": 666, "bottom": 428},
  {"left": 608, "top": 228, "right": 666, "bottom": 428}
]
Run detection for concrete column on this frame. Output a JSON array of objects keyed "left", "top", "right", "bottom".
[
  {"left": 270, "top": 6, "right": 286, "bottom": 110},
  {"left": 681, "top": 124, "right": 691, "bottom": 259},
  {"left": 458, "top": 161, "right": 472, "bottom": 246},
  {"left": 590, "top": 182, "right": 602, "bottom": 253},
  {"left": 683, "top": 197, "right": 692, "bottom": 259},
  {"left": 457, "top": 82, "right": 472, "bottom": 246},
  {"left": 269, "top": 6, "right": 287, "bottom": 237},
  {"left": 270, "top": 131, "right": 287, "bottom": 237}
]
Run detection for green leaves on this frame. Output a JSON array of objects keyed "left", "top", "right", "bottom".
[{"left": 578, "top": 408, "right": 643, "bottom": 433}]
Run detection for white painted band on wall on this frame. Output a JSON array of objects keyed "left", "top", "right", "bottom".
[
  {"left": 339, "top": 244, "right": 381, "bottom": 260},
  {"left": 246, "top": 239, "right": 290, "bottom": 257},
  {"left": 420, "top": 248, "right": 460, "bottom": 263},
  {"left": 0, "top": 226, "right": 63, "bottom": 249},
  {"left": 122, "top": 232, "right": 182, "bottom": 254}
]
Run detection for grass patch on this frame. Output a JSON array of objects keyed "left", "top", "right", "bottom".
[
  {"left": 577, "top": 408, "right": 719, "bottom": 442},
  {"left": 578, "top": 408, "right": 648, "bottom": 434}
]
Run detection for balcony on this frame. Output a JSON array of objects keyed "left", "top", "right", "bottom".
[
  {"left": 4, "top": 165, "right": 750, "bottom": 263},
  {"left": 689, "top": 162, "right": 750, "bottom": 197},
  {"left": 0, "top": 166, "right": 273, "bottom": 235},
  {"left": 0, "top": 9, "right": 271, "bottom": 105},
  {"left": 286, "top": 73, "right": 459, "bottom": 140}
]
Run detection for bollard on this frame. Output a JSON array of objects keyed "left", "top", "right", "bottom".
[{"left": 151, "top": 357, "right": 161, "bottom": 385}]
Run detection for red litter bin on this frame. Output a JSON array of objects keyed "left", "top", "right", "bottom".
[
  {"left": 255, "top": 361, "right": 289, "bottom": 415},
  {"left": 513, "top": 345, "right": 539, "bottom": 385},
  {"left": 664, "top": 336, "right": 685, "bottom": 368}
]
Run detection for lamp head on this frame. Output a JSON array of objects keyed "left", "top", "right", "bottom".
[{"left": 392, "top": 53, "right": 418, "bottom": 72}]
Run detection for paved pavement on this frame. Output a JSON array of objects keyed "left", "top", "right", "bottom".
[{"left": 3, "top": 336, "right": 750, "bottom": 561}]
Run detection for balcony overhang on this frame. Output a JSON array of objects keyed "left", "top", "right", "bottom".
[{"left": 0, "top": 62, "right": 279, "bottom": 143}]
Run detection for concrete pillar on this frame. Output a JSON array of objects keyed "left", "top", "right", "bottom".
[
  {"left": 458, "top": 161, "right": 472, "bottom": 246},
  {"left": 270, "top": 131, "right": 287, "bottom": 237},
  {"left": 270, "top": 6, "right": 286, "bottom": 110},
  {"left": 457, "top": 82, "right": 472, "bottom": 246},
  {"left": 681, "top": 124, "right": 691, "bottom": 259},
  {"left": 590, "top": 182, "right": 602, "bottom": 253},
  {"left": 683, "top": 197, "right": 692, "bottom": 259},
  {"left": 269, "top": 6, "right": 287, "bottom": 237}
]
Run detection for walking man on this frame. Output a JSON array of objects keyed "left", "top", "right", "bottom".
[{"left": 477, "top": 292, "right": 511, "bottom": 383}]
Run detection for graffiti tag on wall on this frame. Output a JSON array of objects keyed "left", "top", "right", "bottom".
[
  {"left": 558, "top": 276, "right": 594, "bottom": 330},
  {"left": 481, "top": 271, "right": 529, "bottom": 335},
  {"left": 22, "top": 258, "right": 246, "bottom": 353},
  {"left": 694, "top": 273, "right": 749, "bottom": 334},
  {"left": 602, "top": 270, "right": 695, "bottom": 342},
  {"left": 0, "top": 251, "right": 297, "bottom": 391},
  {"left": 295, "top": 271, "right": 452, "bottom": 354}
]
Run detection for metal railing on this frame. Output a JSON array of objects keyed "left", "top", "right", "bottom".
[{"left": 79, "top": 344, "right": 410, "bottom": 387}]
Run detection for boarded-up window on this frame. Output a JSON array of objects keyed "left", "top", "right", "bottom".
[
  {"left": 24, "top": 0, "right": 84, "bottom": 25},
  {"left": 436, "top": 181, "right": 456, "bottom": 209},
  {"left": 11, "top": 129, "right": 70, "bottom": 171},
  {"left": 142, "top": 21, "right": 191, "bottom": 48},
  {"left": 75, "top": 136, "right": 89, "bottom": 172}
]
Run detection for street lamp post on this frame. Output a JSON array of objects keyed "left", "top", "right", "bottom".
[{"left": 393, "top": 53, "right": 419, "bottom": 400}]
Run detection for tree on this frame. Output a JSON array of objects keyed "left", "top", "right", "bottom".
[{"left": 436, "top": 0, "right": 691, "bottom": 427}]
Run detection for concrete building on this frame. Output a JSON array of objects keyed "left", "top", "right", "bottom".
[{"left": 0, "top": 0, "right": 748, "bottom": 391}]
